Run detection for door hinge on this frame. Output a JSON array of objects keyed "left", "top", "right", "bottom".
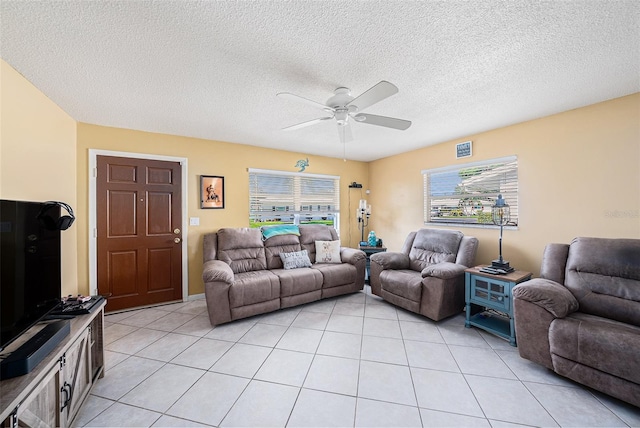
[
  {"left": 94, "top": 228, "right": 98, "bottom": 238},
  {"left": 93, "top": 167, "right": 97, "bottom": 177}
]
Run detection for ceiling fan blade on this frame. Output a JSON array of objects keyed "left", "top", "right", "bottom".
[
  {"left": 338, "top": 123, "right": 353, "bottom": 144},
  {"left": 354, "top": 113, "right": 411, "bottom": 130},
  {"left": 346, "top": 81, "right": 399, "bottom": 112},
  {"left": 282, "top": 116, "right": 333, "bottom": 131},
  {"left": 277, "top": 92, "right": 333, "bottom": 112}
]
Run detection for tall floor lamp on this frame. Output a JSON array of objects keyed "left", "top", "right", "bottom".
[
  {"left": 491, "top": 194, "right": 514, "bottom": 272},
  {"left": 357, "top": 199, "right": 371, "bottom": 245}
]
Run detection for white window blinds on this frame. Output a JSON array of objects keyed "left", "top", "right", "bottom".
[
  {"left": 422, "top": 156, "right": 518, "bottom": 226},
  {"left": 248, "top": 169, "right": 340, "bottom": 229}
]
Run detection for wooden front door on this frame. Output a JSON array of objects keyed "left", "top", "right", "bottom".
[{"left": 97, "top": 155, "right": 182, "bottom": 311}]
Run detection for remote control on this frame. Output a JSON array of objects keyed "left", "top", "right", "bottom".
[{"left": 479, "top": 267, "right": 506, "bottom": 275}]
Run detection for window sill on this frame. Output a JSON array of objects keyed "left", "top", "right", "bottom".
[{"left": 424, "top": 222, "right": 519, "bottom": 231}]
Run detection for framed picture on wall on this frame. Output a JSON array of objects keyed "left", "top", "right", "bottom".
[
  {"left": 456, "top": 141, "right": 473, "bottom": 159},
  {"left": 201, "top": 175, "right": 225, "bottom": 209}
]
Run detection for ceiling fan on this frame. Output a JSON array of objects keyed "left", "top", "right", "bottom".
[{"left": 277, "top": 81, "right": 411, "bottom": 144}]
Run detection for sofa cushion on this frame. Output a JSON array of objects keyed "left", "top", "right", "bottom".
[
  {"left": 217, "top": 228, "right": 267, "bottom": 274},
  {"left": 264, "top": 233, "right": 303, "bottom": 269},
  {"left": 229, "top": 270, "right": 280, "bottom": 308},
  {"left": 313, "top": 263, "right": 357, "bottom": 288},
  {"left": 299, "top": 225, "right": 338, "bottom": 263},
  {"left": 315, "top": 240, "right": 342, "bottom": 263},
  {"left": 564, "top": 237, "right": 640, "bottom": 326},
  {"left": 279, "top": 250, "right": 313, "bottom": 269},
  {"left": 409, "top": 229, "right": 463, "bottom": 272},
  {"left": 549, "top": 312, "right": 640, "bottom": 384},
  {"left": 272, "top": 268, "right": 323, "bottom": 297},
  {"left": 380, "top": 269, "right": 423, "bottom": 302}
]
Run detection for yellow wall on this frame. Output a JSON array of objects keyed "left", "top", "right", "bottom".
[
  {"left": 4, "top": 58, "right": 639, "bottom": 297},
  {"left": 0, "top": 60, "right": 79, "bottom": 295},
  {"left": 369, "top": 93, "right": 640, "bottom": 276},
  {"left": 76, "top": 123, "right": 369, "bottom": 296}
]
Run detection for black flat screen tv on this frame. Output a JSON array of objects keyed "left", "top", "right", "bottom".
[{"left": 0, "top": 199, "right": 63, "bottom": 351}]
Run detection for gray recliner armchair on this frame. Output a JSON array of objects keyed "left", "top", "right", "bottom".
[
  {"left": 369, "top": 228, "right": 478, "bottom": 321},
  {"left": 513, "top": 237, "right": 640, "bottom": 408}
]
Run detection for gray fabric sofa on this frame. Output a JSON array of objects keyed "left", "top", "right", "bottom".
[
  {"left": 202, "top": 225, "right": 366, "bottom": 325},
  {"left": 369, "top": 228, "right": 478, "bottom": 321},
  {"left": 513, "top": 237, "right": 640, "bottom": 407}
]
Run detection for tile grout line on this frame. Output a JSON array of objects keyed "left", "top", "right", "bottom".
[
  {"left": 283, "top": 298, "right": 335, "bottom": 427},
  {"left": 352, "top": 286, "right": 370, "bottom": 427},
  {"left": 93, "top": 294, "right": 640, "bottom": 427},
  {"left": 398, "top": 301, "right": 426, "bottom": 428},
  {"left": 102, "top": 303, "right": 221, "bottom": 426}
]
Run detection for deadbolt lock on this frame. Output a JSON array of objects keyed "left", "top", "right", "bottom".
[{"left": 174, "top": 228, "right": 181, "bottom": 234}]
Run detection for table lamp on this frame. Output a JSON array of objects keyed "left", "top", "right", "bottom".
[{"left": 491, "top": 194, "right": 514, "bottom": 272}]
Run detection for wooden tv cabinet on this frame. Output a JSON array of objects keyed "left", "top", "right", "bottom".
[{"left": 0, "top": 300, "right": 105, "bottom": 427}]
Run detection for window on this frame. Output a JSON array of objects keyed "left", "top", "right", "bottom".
[
  {"left": 423, "top": 156, "right": 518, "bottom": 227},
  {"left": 249, "top": 169, "right": 340, "bottom": 232}
]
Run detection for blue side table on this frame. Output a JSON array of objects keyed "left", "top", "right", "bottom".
[
  {"left": 464, "top": 266, "right": 532, "bottom": 346},
  {"left": 358, "top": 245, "right": 386, "bottom": 283}
]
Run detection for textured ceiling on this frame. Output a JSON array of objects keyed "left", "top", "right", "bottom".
[{"left": 1, "top": 1, "right": 639, "bottom": 162}]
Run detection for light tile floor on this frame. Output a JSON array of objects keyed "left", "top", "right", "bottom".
[{"left": 74, "top": 286, "right": 640, "bottom": 427}]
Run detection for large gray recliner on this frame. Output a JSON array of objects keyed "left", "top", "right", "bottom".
[
  {"left": 202, "top": 225, "right": 366, "bottom": 325},
  {"left": 369, "top": 228, "right": 478, "bottom": 321},
  {"left": 513, "top": 237, "right": 640, "bottom": 407}
]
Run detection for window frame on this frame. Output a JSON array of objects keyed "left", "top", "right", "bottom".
[
  {"left": 422, "top": 156, "right": 519, "bottom": 229},
  {"left": 248, "top": 168, "right": 340, "bottom": 233}
]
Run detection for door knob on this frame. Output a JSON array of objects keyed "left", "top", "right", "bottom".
[{"left": 174, "top": 237, "right": 181, "bottom": 244}]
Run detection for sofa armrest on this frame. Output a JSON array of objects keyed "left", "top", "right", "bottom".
[
  {"left": 203, "top": 260, "right": 234, "bottom": 326},
  {"left": 513, "top": 278, "right": 578, "bottom": 318},
  {"left": 203, "top": 260, "right": 234, "bottom": 284},
  {"left": 421, "top": 262, "right": 466, "bottom": 279},
  {"left": 370, "top": 252, "right": 410, "bottom": 270},
  {"left": 340, "top": 247, "right": 366, "bottom": 265}
]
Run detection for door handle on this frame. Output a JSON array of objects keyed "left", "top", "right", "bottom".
[
  {"left": 61, "top": 382, "right": 71, "bottom": 411},
  {"left": 174, "top": 237, "right": 181, "bottom": 244}
]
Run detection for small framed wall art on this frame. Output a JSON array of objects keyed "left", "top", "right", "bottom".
[
  {"left": 456, "top": 141, "right": 473, "bottom": 159},
  {"left": 201, "top": 175, "right": 225, "bottom": 209}
]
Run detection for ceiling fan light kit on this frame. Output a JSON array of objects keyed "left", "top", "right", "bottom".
[{"left": 277, "top": 80, "right": 411, "bottom": 146}]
